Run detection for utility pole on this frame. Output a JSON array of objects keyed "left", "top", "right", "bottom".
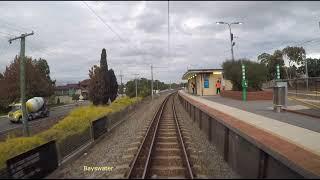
[
  {"left": 119, "top": 71, "right": 124, "bottom": 95},
  {"left": 151, "top": 65, "right": 154, "bottom": 100},
  {"left": 305, "top": 55, "right": 309, "bottom": 91},
  {"left": 156, "top": 80, "right": 159, "bottom": 92},
  {"left": 9, "top": 31, "right": 34, "bottom": 137},
  {"left": 133, "top": 74, "right": 139, "bottom": 99}
]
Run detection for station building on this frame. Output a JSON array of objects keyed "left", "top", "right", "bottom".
[{"left": 182, "top": 69, "right": 233, "bottom": 96}]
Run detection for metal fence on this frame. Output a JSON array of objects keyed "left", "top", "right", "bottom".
[
  {"left": 262, "top": 77, "right": 320, "bottom": 101},
  {"left": 284, "top": 77, "right": 320, "bottom": 102},
  {"left": 0, "top": 98, "right": 146, "bottom": 179}
]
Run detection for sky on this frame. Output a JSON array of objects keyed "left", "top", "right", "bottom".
[{"left": 0, "top": 1, "right": 320, "bottom": 85}]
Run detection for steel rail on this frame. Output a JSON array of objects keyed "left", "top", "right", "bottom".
[
  {"left": 126, "top": 93, "right": 172, "bottom": 178},
  {"left": 172, "top": 93, "right": 194, "bottom": 179},
  {"left": 127, "top": 92, "right": 193, "bottom": 179}
]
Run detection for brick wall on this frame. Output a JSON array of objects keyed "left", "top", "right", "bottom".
[{"left": 220, "top": 90, "right": 273, "bottom": 101}]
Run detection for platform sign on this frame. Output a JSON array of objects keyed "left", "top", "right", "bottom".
[
  {"left": 241, "top": 64, "right": 246, "bottom": 80},
  {"left": 204, "top": 78, "right": 209, "bottom": 88},
  {"left": 241, "top": 64, "right": 247, "bottom": 101}
]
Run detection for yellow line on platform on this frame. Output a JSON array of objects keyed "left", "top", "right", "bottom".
[{"left": 288, "top": 97, "right": 320, "bottom": 110}]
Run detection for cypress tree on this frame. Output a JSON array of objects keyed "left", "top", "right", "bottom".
[{"left": 88, "top": 48, "right": 118, "bottom": 105}]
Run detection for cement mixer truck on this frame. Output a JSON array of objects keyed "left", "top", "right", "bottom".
[{"left": 8, "top": 97, "right": 49, "bottom": 123}]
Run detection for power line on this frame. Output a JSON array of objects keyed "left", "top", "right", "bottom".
[
  {"left": 0, "top": 31, "right": 13, "bottom": 37},
  {"left": 255, "top": 37, "right": 320, "bottom": 58},
  {"left": 82, "top": 1, "right": 127, "bottom": 43},
  {"left": 82, "top": 1, "right": 150, "bottom": 63},
  {"left": 0, "top": 18, "right": 34, "bottom": 33},
  {"left": 168, "top": 0, "right": 170, "bottom": 58},
  {"left": 283, "top": 37, "right": 320, "bottom": 49}
]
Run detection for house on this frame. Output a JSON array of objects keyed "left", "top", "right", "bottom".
[
  {"left": 54, "top": 79, "right": 90, "bottom": 103},
  {"left": 79, "top": 79, "right": 90, "bottom": 100}
]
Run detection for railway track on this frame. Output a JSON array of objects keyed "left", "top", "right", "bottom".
[{"left": 126, "top": 92, "right": 194, "bottom": 179}]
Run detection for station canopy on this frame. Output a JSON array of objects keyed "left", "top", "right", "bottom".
[{"left": 182, "top": 69, "right": 223, "bottom": 80}]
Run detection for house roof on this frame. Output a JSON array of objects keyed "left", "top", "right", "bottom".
[
  {"left": 80, "top": 79, "right": 90, "bottom": 86},
  {"left": 55, "top": 83, "right": 80, "bottom": 91},
  {"left": 182, "top": 68, "right": 223, "bottom": 80}
]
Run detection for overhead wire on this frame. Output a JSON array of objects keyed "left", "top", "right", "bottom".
[
  {"left": 0, "top": 17, "right": 34, "bottom": 33},
  {"left": 82, "top": 1, "right": 151, "bottom": 64}
]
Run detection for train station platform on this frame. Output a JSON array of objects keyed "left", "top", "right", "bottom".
[
  {"left": 178, "top": 90, "right": 320, "bottom": 178},
  {"left": 201, "top": 95, "right": 320, "bottom": 133}
]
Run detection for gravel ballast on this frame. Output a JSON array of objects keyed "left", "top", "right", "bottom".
[
  {"left": 174, "top": 94, "right": 240, "bottom": 178},
  {"left": 47, "top": 94, "right": 169, "bottom": 179},
  {"left": 47, "top": 92, "right": 239, "bottom": 178}
]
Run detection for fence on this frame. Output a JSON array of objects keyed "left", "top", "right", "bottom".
[
  {"left": 284, "top": 77, "right": 320, "bottom": 98},
  {"left": 0, "top": 97, "right": 147, "bottom": 179},
  {"left": 262, "top": 77, "right": 320, "bottom": 107}
]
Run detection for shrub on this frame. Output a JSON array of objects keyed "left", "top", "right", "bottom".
[
  {"left": 0, "top": 136, "right": 46, "bottom": 169},
  {"left": 72, "top": 94, "right": 80, "bottom": 100},
  {"left": 0, "top": 96, "right": 141, "bottom": 169},
  {"left": 222, "top": 59, "right": 268, "bottom": 91}
]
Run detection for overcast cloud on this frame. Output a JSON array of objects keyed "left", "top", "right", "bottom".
[{"left": 0, "top": 1, "right": 320, "bottom": 85}]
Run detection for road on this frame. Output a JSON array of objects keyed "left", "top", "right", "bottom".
[{"left": 0, "top": 101, "right": 90, "bottom": 134}]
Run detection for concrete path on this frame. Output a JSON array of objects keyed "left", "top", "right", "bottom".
[{"left": 180, "top": 90, "right": 320, "bottom": 156}]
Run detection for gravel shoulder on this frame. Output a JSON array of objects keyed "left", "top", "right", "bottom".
[
  {"left": 174, "top": 94, "right": 240, "bottom": 178},
  {"left": 47, "top": 94, "right": 169, "bottom": 179}
]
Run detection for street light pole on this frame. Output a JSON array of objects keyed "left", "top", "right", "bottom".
[
  {"left": 216, "top": 22, "right": 242, "bottom": 62},
  {"left": 227, "top": 23, "right": 235, "bottom": 61}
]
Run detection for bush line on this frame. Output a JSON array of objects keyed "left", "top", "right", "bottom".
[{"left": 0, "top": 96, "right": 141, "bottom": 169}]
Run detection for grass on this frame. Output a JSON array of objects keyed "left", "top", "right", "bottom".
[
  {"left": 0, "top": 96, "right": 141, "bottom": 169},
  {"left": 48, "top": 103, "right": 66, "bottom": 108}
]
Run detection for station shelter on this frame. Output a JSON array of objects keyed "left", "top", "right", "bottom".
[{"left": 182, "top": 69, "right": 232, "bottom": 96}]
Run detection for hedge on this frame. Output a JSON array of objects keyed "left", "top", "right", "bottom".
[
  {"left": 222, "top": 59, "right": 268, "bottom": 91},
  {"left": 0, "top": 96, "right": 141, "bottom": 169}
]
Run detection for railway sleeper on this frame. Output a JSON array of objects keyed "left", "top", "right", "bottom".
[
  {"left": 154, "top": 148, "right": 182, "bottom": 156},
  {"left": 149, "top": 166, "right": 186, "bottom": 178}
]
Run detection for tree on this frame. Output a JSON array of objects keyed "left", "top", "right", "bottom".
[
  {"left": 223, "top": 59, "right": 268, "bottom": 91},
  {"left": 88, "top": 65, "right": 103, "bottom": 105},
  {"left": 88, "top": 48, "right": 118, "bottom": 105},
  {"left": 0, "top": 73, "right": 3, "bottom": 80},
  {"left": 72, "top": 94, "right": 80, "bottom": 100},
  {"left": 118, "top": 83, "right": 125, "bottom": 94},
  {"left": 257, "top": 50, "right": 285, "bottom": 80},
  {"left": 282, "top": 46, "right": 306, "bottom": 79},
  {"left": 108, "top": 69, "right": 118, "bottom": 101},
  {"left": 125, "top": 78, "right": 177, "bottom": 98},
  {"left": 298, "top": 58, "right": 320, "bottom": 77},
  {"left": 125, "top": 78, "right": 151, "bottom": 98},
  {"left": 257, "top": 52, "right": 272, "bottom": 66},
  {"left": 0, "top": 56, "right": 54, "bottom": 111}
]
